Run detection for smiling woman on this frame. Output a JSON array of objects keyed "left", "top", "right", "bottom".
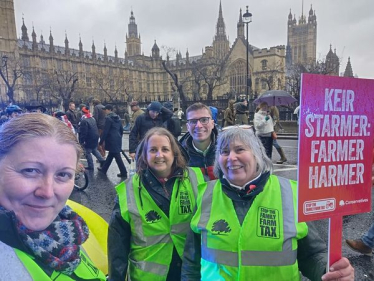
[
  {"left": 0, "top": 114, "right": 106, "bottom": 280},
  {"left": 108, "top": 127, "right": 206, "bottom": 281}
]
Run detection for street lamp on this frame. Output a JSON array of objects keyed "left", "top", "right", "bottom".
[{"left": 243, "top": 6, "right": 252, "bottom": 121}]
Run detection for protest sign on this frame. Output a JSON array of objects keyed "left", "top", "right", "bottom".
[{"left": 297, "top": 73, "right": 374, "bottom": 265}]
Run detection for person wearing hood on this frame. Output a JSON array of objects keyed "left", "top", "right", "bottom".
[
  {"left": 98, "top": 104, "right": 128, "bottom": 178},
  {"left": 223, "top": 99, "right": 236, "bottom": 127},
  {"left": 179, "top": 103, "right": 218, "bottom": 180},
  {"left": 129, "top": 101, "right": 173, "bottom": 160},
  {"left": 181, "top": 127, "right": 354, "bottom": 281}
]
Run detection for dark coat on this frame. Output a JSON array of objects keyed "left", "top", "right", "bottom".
[
  {"left": 99, "top": 112, "right": 123, "bottom": 153},
  {"left": 108, "top": 168, "right": 186, "bottom": 281},
  {"left": 93, "top": 104, "right": 106, "bottom": 130},
  {"left": 129, "top": 107, "right": 173, "bottom": 153},
  {"left": 179, "top": 126, "right": 218, "bottom": 180},
  {"left": 66, "top": 109, "right": 78, "bottom": 129},
  {"left": 79, "top": 116, "right": 100, "bottom": 149}
]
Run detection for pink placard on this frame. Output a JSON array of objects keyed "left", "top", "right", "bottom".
[{"left": 298, "top": 73, "right": 374, "bottom": 222}]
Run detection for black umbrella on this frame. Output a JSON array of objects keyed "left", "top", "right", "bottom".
[{"left": 253, "top": 90, "right": 297, "bottom": 106}]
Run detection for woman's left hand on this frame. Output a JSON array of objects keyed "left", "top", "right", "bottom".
[{"left": 321, "top": 257, "right": 354, "bottom": 281}]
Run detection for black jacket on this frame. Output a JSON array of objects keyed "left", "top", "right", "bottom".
[
  {"left": 66, "top": 109, "right": 78, "bottom": 129},
  {"left": 129, "top": 107, "right": 173, "bottom": 153},
  {"left": 99, "top": 112, "right": 123, "bottom": 153},
  {"left": 93, "top": 104, "right": 106, "bottom": 130},
  {"left": 181, "top": 173, "right": 328, "bottom": 281},
  {"left": 108, "top": 168, "right": 186, "bottom": 281},
  {"left": 179, "top": 126, "right": 218, "bottom": 180},
  {"left": 79, "top": 116, "right": 100, "bottom": 149}
]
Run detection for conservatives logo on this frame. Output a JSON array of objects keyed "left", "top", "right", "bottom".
[{"left": 339, "top": 199, "right": 368, "bottom": 206}]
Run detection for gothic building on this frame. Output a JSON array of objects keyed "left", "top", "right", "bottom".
[
  {"left": 0, "top": 0, "right": 285, "bottom": 106},
  {"left": 286, "top": 5, "right": 317, "bottom": 67}
]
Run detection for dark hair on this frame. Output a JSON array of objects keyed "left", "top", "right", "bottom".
[
  {"left": 136, "top": 127, "right": 187, "bottom": 177},
  {"left": 0, "top": 113, "right": 82, "bottom": 165},
  {"left": 92, "top": 99, "right": 101, "bottom": 105},
  {"left": 186, "top": 102, "right": 212, "bottom": 118},
  {"left": 105, "top": 104, "right": 113, "bottom": 111}
]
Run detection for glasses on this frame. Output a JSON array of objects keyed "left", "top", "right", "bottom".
[
  {"left": 186, "top": 117, "right": 211, "bottom": 126},
  {"left": 221, "top": 125, "right": 253, "bottom": 131}
]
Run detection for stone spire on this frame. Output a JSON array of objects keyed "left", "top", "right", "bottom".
[
  {"left": 213, "top": 0, "right": 229, "bottom": 59},
  {"left": 32, "top": 27, "right": 37, "bottom": 50},
  {"left": 237, "top": 8, "right": 244, "bottom": 39},
  {"left": 104, "top": 43, "right": 108, "bottom": 61},
  {"left": 152, "top": 40, "right": 160, "bottom": 58},
  {"left": 126, "top": 10, "right": 141, "bottom": 56},
  {"left": 92, "top": 40, "right": 96, "bottom": 59},
  {"left": 344, "top": 57, "right": 354, "bottom": 77},
  {"left": 114, "top": 45, "right": 118, "bottom": 62},
  {"left": 21, "top": 17, "right": 29, "bottom": 41},
  {"left": 49, "top": 30, "right": 54, "bottom": 53},
  {"left": 79, "top": 36, "right": 84, "bottom": 57},
  {"left": 64, "top": 33, "right": 69, "bottom": 55}
]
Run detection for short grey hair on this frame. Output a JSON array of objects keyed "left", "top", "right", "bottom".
[{"left": 213, "top": 127, "right": 273, "bottom": 178}]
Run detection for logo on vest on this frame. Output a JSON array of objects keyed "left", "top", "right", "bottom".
[
  {"left": 179, "top": 191, "right": 192, "bottom": 214},
  {"left": 211, "top": 219, "right": 231, "bottom": 235},
  {"left": 145, "top": 210, "right": 161, "bottom": 223},
  {"left": 80, "top": 253, "right": 100, "bottom": 276},
  {"left": 257, "top": 207, "right": 280, "bottom": 239}
]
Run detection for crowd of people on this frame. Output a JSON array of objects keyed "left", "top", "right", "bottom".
[{"left": 1, "top": 98, "right": 368, "bottom": 280}]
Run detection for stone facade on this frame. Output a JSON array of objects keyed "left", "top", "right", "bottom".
[{"left": 0, "top": 0, "right": 286, "bottom": 105}]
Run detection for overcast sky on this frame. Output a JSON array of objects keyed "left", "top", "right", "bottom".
[{"left": 14, "top": 0, "right": 373, "bottom": 78}]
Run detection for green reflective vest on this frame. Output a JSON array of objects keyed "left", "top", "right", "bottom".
[
  {"left": 191, "top": 175, "right": 308, "bottom": 281},
  {"left": 14, "top": 247, "right": 106, "bottom": 281},
  {"left": 116, "top": 167, "right": 205, "bottom": 281}
]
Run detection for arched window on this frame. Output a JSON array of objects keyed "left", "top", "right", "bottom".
[{"left": 228, "top": 60, "right": 246, "bottom": 95}]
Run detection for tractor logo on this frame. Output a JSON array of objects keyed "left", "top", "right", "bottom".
[
  {"left": 211, "top": 219, "right": 231, "bottom": 235},
  {"left": 145, "top": 210, "right": 161, "bottom": 223}
]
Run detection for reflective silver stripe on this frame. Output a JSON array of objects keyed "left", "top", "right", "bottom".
[
  {"left": 199, "top": 177, "right": 298, "bottom": 267},
  {"left": 197, "top": 180, "right": 217, "bottom": 229},
  {"left": 201, "top": 232, "right": 238, "bottom": 267},
  {"left": 187, "top": 167, "right": 199, "bottom": 197},
  {"left": 126, "top": 178, "right": 171, "bottom": 246},
  {"left": 241, "top": 249, "right": 297, "bottom": 266},
  {"left": 171, "top": 221, "right": 190, "bottom": 234},
  {"left": 129, "top": 258, "right": 169, "bottom": 276}
]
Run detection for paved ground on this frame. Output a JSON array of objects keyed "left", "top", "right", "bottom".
[{"left": 70, "top": 135, "right": 374, "bottom": 280}]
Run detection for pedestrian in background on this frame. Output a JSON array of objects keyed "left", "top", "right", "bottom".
[
  {"left": 79, "top": 106, "right": 106, "bottom": 170},
  {"left": 65, "top": 101, "right": 78, "bottom": 133},
  {"left": 129, "top": 101, "right": 173, "bottom": 160},
  {"left": 98, "top": 104, "right": 127, "bottom": 178},
  {"left": 163, "top": 101, "right": 182, "bottom": 139},
  {"left": 270, "top": 106, "right": 287, "bottom": 164},
  {"left": 235, "top": 99, "right": 248, "bottom": 125},
  {"left": 182, "top": 126, "right": 354, "bottom": 281},
  {"left": 108, "top": 127, "right": 205, "bottom": 281},
  {"left": 253, "top": 102, "right": 274, "bottom": 159},
  {"left": 223, "top": 99, "right": 235, "bottom": 127},
  {"left": 123, "top": 109, "right": 131, "bottom": 131},
  {"left": 129, "top": 101, "right": 144, "bottom": 128},
  {"left": 93, "top": 99, "right": 106, "bottom": 157}
]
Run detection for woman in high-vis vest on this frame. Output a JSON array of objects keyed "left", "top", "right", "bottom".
[
  {"left": 108, "top": 127, "right": 205, "bottom": 281},
  {"left": 0, "top": 114, "right": 106, "bottom": 280},
  {"left": 182, "top": 127, "right": 354, "bottom": 281}
]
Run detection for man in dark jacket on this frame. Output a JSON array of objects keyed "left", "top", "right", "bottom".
[
  {"left": 163, "top": 101, "right": 182, "bottom": 139},
  {"left": 79, "top": 107, "right": 106, "bottom": 170},
  {"left": 98, "top": 104, "right": 127, "bottom": 178},
  {"left": 129, "top": 101, "right": 173, "bottom": 159},
  {"left": 93, "top": 99, "right": 107, "bottom": 157},
  {"left": 65, "top": 101, "right": 78, "bottom": 132},
  {"left": 179, "top": 102, "right": 218, "bottom": 180}
]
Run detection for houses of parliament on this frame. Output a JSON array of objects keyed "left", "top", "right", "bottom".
[{"left": 0, "top": 0, "right": 354, "bottom": 106}]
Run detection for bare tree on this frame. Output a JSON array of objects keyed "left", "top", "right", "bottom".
[
  {"left": 93, "top": 72, "right": 129, "bottom": 103},
  {"left": 256, "top": 61, "right": 284, "bottom": 91},
  {"left": 0, "top": 56, "right": 23, "bottom": 103},
  {"left": 193, "top": 58, "right": 227, "bottom": 100},
  {"left": 46, "top": 70, "right": 79, "bottom": 111}
]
